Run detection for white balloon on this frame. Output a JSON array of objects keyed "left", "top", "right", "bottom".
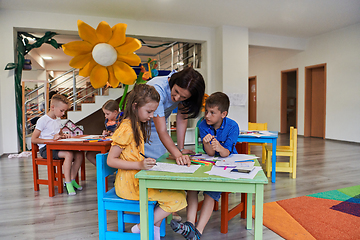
[{"left": 92, "top": 43, "right": 117, "bottom": 66}]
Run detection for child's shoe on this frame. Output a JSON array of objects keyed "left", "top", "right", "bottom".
[
  {"left": 170, "top": 220, "right": 196, "bottom": 239},
  {"left": 189, "top": 228, "right": 202, "bottom": 240},
  {"left": 65, "top": 182, "right": 76, "bottom": 196},
  {"left": 71, "top": 179, "right": 83, "bottom": 190}
]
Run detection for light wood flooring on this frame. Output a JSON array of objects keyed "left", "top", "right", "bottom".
[{"left": 0, "top": 135, "right": 359, "bottom": 239}]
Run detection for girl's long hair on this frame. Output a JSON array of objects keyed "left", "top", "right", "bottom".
[
  {"left": 169, "top": 67, "right": 205, "bottom": 118},
  {"left": 121, "top": 84, "right": 160, "bottom": 147}
]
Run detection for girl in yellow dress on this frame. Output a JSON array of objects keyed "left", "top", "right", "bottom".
[{"left": 107, "top": 84, "right": 187, "bottom": 240}]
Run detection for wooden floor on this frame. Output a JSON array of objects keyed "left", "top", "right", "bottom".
[{"left": 0, "top": 135, "right": 359, "bottom": 239}]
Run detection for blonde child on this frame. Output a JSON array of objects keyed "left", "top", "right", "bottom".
[
  {"left": 31, "top": 94, "right": 84, "bottom": 196},
  {"left": 86, "top": 100, "right": 122, "bottom": 165},
  {"left": 107, "top": 84, "right": 187, "bottom": 240}
]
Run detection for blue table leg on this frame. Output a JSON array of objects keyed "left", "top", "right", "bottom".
[{"left": 271, "top": 139, "right": 276, "bottom": 183}]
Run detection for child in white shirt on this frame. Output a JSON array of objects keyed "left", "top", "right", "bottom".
[{"left": 31, "top": 94, "right": 84, "bottom": 195}]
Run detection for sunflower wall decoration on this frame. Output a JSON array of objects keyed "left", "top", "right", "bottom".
[{"left": 63, "top": 20, "right": 142, "bottom": 89}]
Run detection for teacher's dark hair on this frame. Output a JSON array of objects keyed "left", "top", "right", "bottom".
[{"left": 169, "top": 67, "right": 205, "bottom": 118}]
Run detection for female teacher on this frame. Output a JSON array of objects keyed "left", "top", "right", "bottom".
[{"left": 145, "top": 67, "right": 205, "bottom": 166}]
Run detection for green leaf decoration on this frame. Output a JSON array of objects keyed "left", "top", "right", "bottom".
[
  {"left": 5, "top": 63, "right": 16, "bottom": 70},
  {"left": 4, "top": 31, "right": 61, "bottom": 151}
]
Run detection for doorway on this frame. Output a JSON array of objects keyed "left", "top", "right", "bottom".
[
  {"left": 280, "top": 69, "right": 298, "bottom": 133},
  {"left": 248, "top": 76, "right": 257, "bottom": 123},
  {"left": 304, "top": 64, "right": 326, "bottom": 138}
]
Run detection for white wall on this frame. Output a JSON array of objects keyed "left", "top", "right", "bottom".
[
  {"left": 249, "top": 23, "right": 360, "bottom": 143},
  {"left": 219, "top": 26, "right": 249, "bottom": 130},
  {"left": 0, "top": 9, "right": 217, "bottom": 154},
  {"left": 1, "top": 9, "right": 359, "bottom": 154}
]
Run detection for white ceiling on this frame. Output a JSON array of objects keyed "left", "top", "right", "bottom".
[{"left": 2, "top": 0, "right": 360, "bottom": 70}]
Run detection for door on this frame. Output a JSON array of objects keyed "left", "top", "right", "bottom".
[
  {"left": 305, "top": 64, "right": 326, "bottom": 138},
  {"left": 281, "top": 69, "right": 298, "bottom": 133},
  {"left": 248, "top": 76, "right": 256, "bottom": 123}
]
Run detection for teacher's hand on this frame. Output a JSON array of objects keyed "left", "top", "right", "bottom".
[
  {"left": 181, "top": 149, "right": 196, "bottom": 155},
  {"left": 175, "top": 154, "right": 191, "bottom": 167}
]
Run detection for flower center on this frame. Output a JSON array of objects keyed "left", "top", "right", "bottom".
[{"left": 92, "top": 43, "right": 117, "bottom": 67}]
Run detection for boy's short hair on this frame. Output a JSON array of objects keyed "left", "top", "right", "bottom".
[
  {"left": 51, "top": 94, "right": 70, "bottom": 107},
  {"left": 205, "top": 92, "right": 230, "bottom": 113}
]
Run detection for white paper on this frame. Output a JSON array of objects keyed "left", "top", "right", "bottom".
[
  {"left": 192, "top": 154, "right": 218, "bottom": 161},
  {"left": 217, "top": 154, "right": 259, "bottom": 162},
  {"left": 227, "top": 93, "right": 246, "bottom": 106},
  {"left": 147, "top": 162, "right": 201, "bottom": 173},
  {"left": 258, "top": 131, "right": 277, "bottom": 136},
  {"left": 80, "top": 135, "right": 104, "bottom": 139},
  {"left": 57, "top": 138, "right": 85, "bottom": 142},
  {"left": 236, "top": 161, "right": 255, "bottom": 168},
  {"left": 205, "top": 166, "right": 262, "bottom": 179}
]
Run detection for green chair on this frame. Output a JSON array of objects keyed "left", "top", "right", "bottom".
[{"left": 195, "top": 117, "right": 205, "bottom": 153}]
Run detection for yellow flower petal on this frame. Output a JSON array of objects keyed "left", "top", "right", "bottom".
[
  {"left": 90, "top": 65, "right": 109, "bottom": 89},
  {"left": 77, "top": 20, "right": 99, "bottom": 45},
  {"left": 115, "top": 37, "right": 142, "bottom": 56},
  {"left": 113, "top": 61, "right": 137, "bottom": 85},
  {"left": 117, "top": 53, "right": 141, "bottom": 66},
  {"left": 96, "top": 21, "right": 112, "bottom": 43},
  {"left": 79, "top": 58, "right": 97, "bottom": 77},
  {"left": 108, "top": 23, "right": 127, "bottom": 47},
  {"left": 107, "top": 66, "right": 120, "bottom": 88},
  {"left": 62, "top": 41, "right": 93, "bottom": 56},
  {"left": 69, "top": 53, "right": 92, "bottom": 69}
]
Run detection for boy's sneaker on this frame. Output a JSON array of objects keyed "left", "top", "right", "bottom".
[
  {"left": 65, "top": 182, "right": 76, "bottom": 196},
  {"left": 71, "top": 180, "right": 83, "bottom": 191}
]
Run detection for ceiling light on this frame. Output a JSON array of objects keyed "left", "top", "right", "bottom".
[{"left": 42, "top": 56, "right": 53, "bottom": 60}]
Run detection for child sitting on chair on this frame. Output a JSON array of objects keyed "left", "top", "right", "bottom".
[
  {"left": 31, "top": 94, "right": 84, "bottom": 196},
  {"left": 86, "top": 99, "right": 123, "bottom": 165},
  {"left": 107, "top": 84, "right": 187, "bottom": 240},
  {"left": 171, "top": 92, "right": 239, "bottom": 240}
]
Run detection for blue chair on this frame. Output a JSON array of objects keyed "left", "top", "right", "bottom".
[{"left": 96, "top": 153, "right": 166, "bottom": 240}]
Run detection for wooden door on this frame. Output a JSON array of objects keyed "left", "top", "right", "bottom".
[
  {"left": 281, "top": 69, "right": 298, "bottom": 133},
  {"left": 305, "top": 64, "right": 326, "bottom": 138},
  {"left": 248, "top": 76, "right": 256, "bottom": 123},
  {"left": 310, "top": 68, "right": 325, "bottom": 138}
]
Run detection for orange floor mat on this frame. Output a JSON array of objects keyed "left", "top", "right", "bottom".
[{"left": 253, "top": 201, "right": 316, "bottom": 240}]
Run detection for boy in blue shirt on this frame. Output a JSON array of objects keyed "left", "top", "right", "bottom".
[{"left": 171, "top": 92, "right": 239, "bottom": 240}]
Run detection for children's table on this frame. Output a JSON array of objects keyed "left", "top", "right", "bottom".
[
  {"left": 43, "top": 137, "right": 112, "bottom": 197},
  {"left": 135, "top": 154, "right": 268, "bottom": 240},
  {"left": 237, "top": 131, "right": 278, "bottom": 183}
]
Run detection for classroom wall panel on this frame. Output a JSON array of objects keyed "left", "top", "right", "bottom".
[{"left": 249, "top": 23, "right": 360, "bottom": 143}]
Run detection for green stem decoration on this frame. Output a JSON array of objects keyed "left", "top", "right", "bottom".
[
  {"left": 119, "top": 84, "right": 129, "bottom": 111},
  {"left": 5, "top": 32, "right": 62, "bottom": 151}
]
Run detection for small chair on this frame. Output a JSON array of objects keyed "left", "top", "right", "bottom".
[
  {"left": 248, "top": 122, "right": 268, "bottom": 163},
  {"left": 31, "top": 143, "right": 85, "bottom": 195},
  {"left": 32, "top": 143, "right": 65, "bottom": 194},
  {"left": 96, "top": 153, "right": 165, "bottom": 240},
  {"left": 195, "top": 117, "right": 205, "bottom": 154},
  {"left": 196, "top": 142, "right": 248, "bottom": 234},
  {"left": 265, "top": 126, "right": 297, "bottom": 178}
]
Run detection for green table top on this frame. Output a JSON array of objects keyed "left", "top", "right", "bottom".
[{"left": 135, "top": 153, "right": 268, "bottom": 184}]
